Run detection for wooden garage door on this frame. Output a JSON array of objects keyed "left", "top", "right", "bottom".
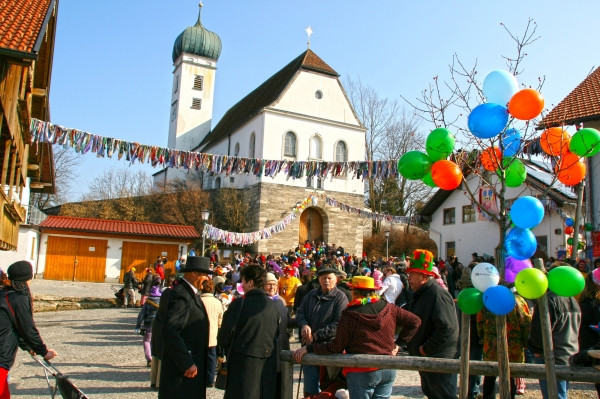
[
  {"left": 44, "top": 236, "right": 107, "bottom": 282},
  {"left": 299, "top": 208, "right": 323, "bottom": 244},
  {"left": 120, "top": 242, "right": 179, "bottom": 283}
]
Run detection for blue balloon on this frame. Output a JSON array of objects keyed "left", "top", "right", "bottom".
[
  {"left": 468, "top": 103, "right": 509, "bottom": 139},
  {"left": 483, "top": 285, "right": 516, "bottom": 315},
  {"left": 501, "top": 128, "right": 521, "bottom": 157},
  {"left": 483, "top": 70, "right": 519, "bottom": 107},
  {"left": 565, "top": 217, "right": 574, "bottom": 227},
  {"left": 505, "top": 227, "right": 537, "bottom": 260},
  {"left": 510, "top": 196, "right": 545, "bottom": 229}
]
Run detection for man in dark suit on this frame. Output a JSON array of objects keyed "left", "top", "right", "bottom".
[{"left": 159, "top": 256, "right": 213, "bottom": 399}]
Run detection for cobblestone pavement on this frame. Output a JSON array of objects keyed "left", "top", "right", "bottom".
[{"left": 7, "top": 280, "right": 597, "bottom": 398}]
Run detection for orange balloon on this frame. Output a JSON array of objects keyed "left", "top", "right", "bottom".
[
  {"left": 508, "top": 88, "right": 544, "bottom": 120},
  {"left": 540, "top": 127, "right": 570, "bottom": 156},
  {"left": 564, "top": 226, "right": 574, "bottom": 235},
  {"left": 480, "top": 146, "right": 502, "bottom": 172},
  {"left": 431, "top": 160, "right": 463, "bottom": 190},
  {"left": 555, "top": 152, "right": 586, "bottom": 186}
]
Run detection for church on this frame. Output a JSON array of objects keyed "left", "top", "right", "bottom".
[{"left": 153, "top": 5, "right": 367, "bottom": 256}]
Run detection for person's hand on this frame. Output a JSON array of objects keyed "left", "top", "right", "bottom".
[
  {"left": 293, "top": 347, "right": 308, "bottom": 363},
  {"left": 44, "top": 349, "right": 58, "bottom": 361},
  {"left": 183, "top": 364, "right": 198, "bottom": 378},
  {"left": 419, "top": 345, "right": 427, "bottom": 356},
  {"left": 134, "top": 329, "right": 140, "bottom": 334},
  {"left": 301, "top": 325, "right": 313, "bottom": 345},
  {"left": 392, "top": 345, "right": 400, "bottom": 356}
]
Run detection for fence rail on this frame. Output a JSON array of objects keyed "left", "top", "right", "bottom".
[{"left": 279, "top": 351, "right": 600, "bottom": 399}]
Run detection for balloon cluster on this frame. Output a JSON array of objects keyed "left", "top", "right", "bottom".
[
  {"left": 397, "top": 128, "right": 463, "bottom": 190},
  {"left": 505, "top": 196, "right": 544, "bottom": 261},
  {"left": 467, "top": 70, "right": 546, "bottom": 188},
  {"left": 564, "top": 217, "right": 587, "bottom": 253},
  {"left": 539, "top": 126, "right": 600, "bottom": 186}
]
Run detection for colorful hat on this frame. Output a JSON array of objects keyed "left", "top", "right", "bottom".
[
  {"left": 406, "top": 249, "right": 437, "bottom": 277},
  {"left": 347, "top": 276, "right": 381, "bottom": 290}
]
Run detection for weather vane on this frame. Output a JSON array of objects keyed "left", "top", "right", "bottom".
[{"left": 305, "top": 26, "right": 313, "bottom": 49}]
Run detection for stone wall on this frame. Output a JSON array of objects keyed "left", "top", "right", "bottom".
[{"left": 33, "top": 295, "right": 116, "bottom": 312}]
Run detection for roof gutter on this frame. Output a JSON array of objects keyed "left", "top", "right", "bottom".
[{"left": 33, "top": 0, "right": 57, "bottom": 54}]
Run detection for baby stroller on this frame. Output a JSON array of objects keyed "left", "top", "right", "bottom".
[
  {"left": 111, "top": 284, "right": 124, "bottom": 307},
  {"left": 31, "top": 355, "right": 89, "bottom": 398}
]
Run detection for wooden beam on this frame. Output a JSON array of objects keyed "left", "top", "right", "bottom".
[{"left": 32, "top": 88, "right": 47, "bottom": 97}]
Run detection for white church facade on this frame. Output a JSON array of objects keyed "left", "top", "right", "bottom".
[{"left": 153, "top": 6, "right": 367, "bottom": 255}]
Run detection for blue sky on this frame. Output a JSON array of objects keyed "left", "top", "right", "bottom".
[{"left": 49, "top": 1, "right": 600, "bottom": 201}]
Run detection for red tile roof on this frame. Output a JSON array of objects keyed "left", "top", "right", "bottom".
[
  {"left": 39, "top": 216, "right": 200, "bottom": 240},
  {"left": 0, "top": 0, "right": 54, "bottom": 57},
  {"left": 540, "top": 66, "right": 600, "bottom": 128}
]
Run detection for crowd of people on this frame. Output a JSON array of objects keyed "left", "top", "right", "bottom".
[{"left": 1, "top": 243, "right": 600, "bottom": 399}]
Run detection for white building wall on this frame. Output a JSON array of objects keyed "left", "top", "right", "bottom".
[
  {"left": 4, "top": 228, "right": 39, "bottom": 274},
  {"left": 428, "top": 174, "right": 575, "bottom": 265}
]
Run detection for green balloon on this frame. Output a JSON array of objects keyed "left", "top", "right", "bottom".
[
  {"left": 422, "top": 171, "right": 437, "bottom": 187},
  {"left": 498, "top": 158, "right": 527, "bottom": 187},
  {"left": 514, "top": 268, "right": 548, "bottom": 299},
  {"left": 457, "top": 287, "right": 484, "bottom": 314},
  {"left": 578, "top": 240, "right": 585, "bottom": 250},
  {"left": 585, "top": 223, "right": 594, "bottom": 232},
  {"left": 426, "top": 128, "right": 456, "bottom": 161},
  {"left": 567, "top": 237, "right": 574, "bottom": 245},
  {"left": 547, "top": 266, "right": 585, "bottom": 297},
  {"left": 397, "top": 151, "right": 433, "bottom": 180},
  {"left": 569, "top": 127, "right": 600, "bottom": 158}
]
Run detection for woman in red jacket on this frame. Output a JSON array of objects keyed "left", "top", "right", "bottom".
[{"left": 293, "top": 276, "right": 421, "bottom": 398}]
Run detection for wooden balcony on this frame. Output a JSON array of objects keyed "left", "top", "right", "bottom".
[{"left": 0, "top": 189, "right": 24, "bottom": 250}]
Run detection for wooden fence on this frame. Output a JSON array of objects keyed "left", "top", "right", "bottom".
[{"left": 279, "top": 350, "right": 600, "bottom": 399}]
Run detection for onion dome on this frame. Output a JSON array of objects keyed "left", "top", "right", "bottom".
[{"left": 172, "top": 5, "right": 222, "bottom": 63}]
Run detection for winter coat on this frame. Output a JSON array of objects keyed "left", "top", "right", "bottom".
[
  {"left": 379, "top": 274, "right": 403, "bottom": 304},
  {"left": 0, "top": 287, "right": 49, "bottom": 369},
  {"left": 136, "top": 295, "right": 161, "bottom": 331},
  {"left": 123, "top": 271, "right": 139, "bottom": 290},
  {"left": 309, "top": 300, "right": 421, "bottom": 356},
  {"left": 296, "top": 286, "right": 348, "bottom": 343},
  {"left": 408, "top": 279, "right": 459, "bottom": 358},
  {"left": 200, "top": 293, "right": 223, "bottom": 347},
  {"left": 139, "top": 273, "right": 153, "bottom": 296}
]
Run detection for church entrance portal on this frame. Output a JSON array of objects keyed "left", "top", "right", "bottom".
[{"left": 299, "top": 208, "right": 323, "bottom": 244}]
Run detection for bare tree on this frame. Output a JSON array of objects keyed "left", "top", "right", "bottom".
[
  {"left": 213, "top": 188, "right": 250, "bottom": 233},
  {"left": 30, "top": 145, "right": 83, "bottom": 210},
  {"left": 346, "top": 77, "right": 432, "bottom": 233},
  {"left": 80, "top": 167, "right": 153, "bottom": 201}
]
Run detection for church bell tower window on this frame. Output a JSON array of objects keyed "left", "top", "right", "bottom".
[
  {"left": 193, "top": 75, "right": 204, "bottom": 90},
  {"left": 191, "top": 98, "right": 202, "bottom": 110}
]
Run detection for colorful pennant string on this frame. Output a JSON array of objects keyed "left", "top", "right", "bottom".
[
  {"left": 202, "top": 193, "right": 414, "bottom": 246},
  {"left": 29, "top": 119, "right": 400, "bottom": 181}
]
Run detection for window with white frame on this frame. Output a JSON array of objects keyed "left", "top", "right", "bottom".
[
  {"left": 249, "top": 133, "right": 256, "bottom": 158},
  {"left": 335, "top": 141, "right": 347, "bottom": 162},
  {"left": 309, "top": 135, "right": 322, "bottom": 159},
  {"left": 284, "top": 131, "right": 296, "bottom": 157}
]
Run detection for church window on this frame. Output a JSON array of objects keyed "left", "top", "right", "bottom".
[
  {"left": 215, "top": 177, "right": 221, "bottom": 189},
  {"left": 309, "top": 135, "right": 322, "bottom": 159},
  {"left": 170, "top": 100, "right": 178, "bottom": 121},
  {"left": 193, "top": 75, "right": 204, "bottom": 90},
  {"left": 249, "top": 133, "right": 256, "bottom": 158},
  {"left": 315, "top": 90, "right": 323, "bottom": 99},
  {"left": 284, "top": 132, "right": 296, "bottom": 157},
  {"left": 191, "top": 98, "right": 202, "bottom": 110},
  {"left": 174, "top": 76, "right": 179, "bottom": 93},
  {"left": 234, "top": 142, "right": 240, "bottom": 156},
  {"left": 335, "top": 141, "right": 347, "bottom": 162}
]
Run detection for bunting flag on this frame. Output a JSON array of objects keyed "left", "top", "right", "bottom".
[
  {"left": 29, "top": 118, "right": 400, "bottom": 181},
  {"left": 202, "top": 192, "right": 415, "bottom": 245}
]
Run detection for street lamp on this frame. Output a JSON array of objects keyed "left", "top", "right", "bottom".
[
  {"left": 201, "top": 209, "right": 210, "bottom": 256},
  {"left": 385, "top": 230, "right": 390, "bottom": 260}
]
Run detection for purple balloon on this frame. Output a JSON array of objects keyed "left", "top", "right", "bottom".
[{"left": 504, "top": 256, "right": 533, "bottom": 283}]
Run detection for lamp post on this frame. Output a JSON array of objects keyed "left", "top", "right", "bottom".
[
  {"left": 385, "top": 230, "right": 390, "bottom": 260},
  {"left": 201, "top": 209, "right": 210, "bottom": 256}
]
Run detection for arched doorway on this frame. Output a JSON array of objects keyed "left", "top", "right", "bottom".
[{"left": 299, "top": 208, "right": 323, "bottom": 244}]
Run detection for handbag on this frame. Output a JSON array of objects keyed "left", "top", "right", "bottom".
[
  {"left": 214, "top": 298, "right": 245, "bottom": 391},
  {"left": 214, "top": 358, "right": 228, "bottom": 390}
]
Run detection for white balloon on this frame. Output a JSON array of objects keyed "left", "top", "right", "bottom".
[
  {"left": 471, "top": 262, "right": 500, "bottom": 292},
  {"left": 483, "top": 70, "right": 519, "bottom": 107}
]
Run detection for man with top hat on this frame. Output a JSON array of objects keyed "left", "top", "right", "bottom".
[
  {"left": 406, "top": 249, "right": 459, "bottom": 399},
  {"left": 159, "top": 256, "right": 213, "bottom": 399},
  {"left": 0, "top": 261, "right": 58, "bottom": 398},
  {"left": 296, "top": 266, "right": 348, "bottom": 397}
]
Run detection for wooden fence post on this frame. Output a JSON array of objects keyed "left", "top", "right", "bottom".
[{"left": 459, "top": 311, "right": 470, "bottom": 399}]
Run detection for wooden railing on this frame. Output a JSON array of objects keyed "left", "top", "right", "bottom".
[{"left": 278, "top": 351, "right": 600, "bottom": 399}]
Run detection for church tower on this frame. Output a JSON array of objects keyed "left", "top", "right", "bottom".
[{"left": 168, "top": 4, "right": 221, "bottom": 151}]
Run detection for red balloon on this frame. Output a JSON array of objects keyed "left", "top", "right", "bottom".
[
  {"left": 480, "top": 146, "right": 502, "bottom": 172},
  {"left": 555, "top": 152, "right": 586, "bottom": 186},
  {"left": 431, "top": 160, "right": 463, "bottom": 190},
  {"left": 508, "top": 88, "right": 544, "bottom": 120},
  {"left": 540, "top": 127, "right": 570, "bottom": 156},
  {"left": 564, "top": 226, "right": 574, "bottom": 235}
]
